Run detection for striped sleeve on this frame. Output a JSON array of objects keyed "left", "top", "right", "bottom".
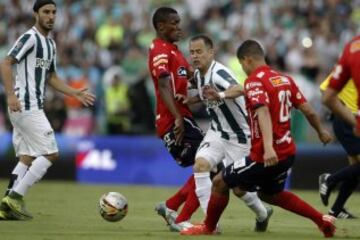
[
  {"left": 214, "top": 69, "right": 238, "bottom": 91},
  {"left": 8, "top": 34, "right": 35, "bottom": 61},
  {"left": 48, "top": 39, "right": 57, "bottom": 73}
]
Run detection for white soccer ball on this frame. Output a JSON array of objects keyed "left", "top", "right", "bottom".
[{"left": 98, "top": 192, "right": 128, "bottom": 222}]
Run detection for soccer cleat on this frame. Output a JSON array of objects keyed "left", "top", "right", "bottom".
[
  {"left": 319, "top": 173, "right": 331, "bottom": 206},
  {"left": 255, "top": 205, "right": 273, "bottom": 232},
  {"left": 180, "top": 224, "right": 217, "bottom": 235},
  {"left": 169, "top": 221, "right": 194, "bottom": 232},
  {"left": 155, "top": 202, "right": 178, "bottom": 225},
  {"left": 319, "top": 215, "right": 336, "bottom": 238},
  {"left": 329, "top": 209, "right": 358, "bottom": 219},
  {"left": 1, "top": 196, "right": 33, "bottom": 220}
]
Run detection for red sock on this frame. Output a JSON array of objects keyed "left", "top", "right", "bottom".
[
  {"left": 166, "top": 175, "right": 194, "bottom": 211},
  {"left": 204, "top": 192, "right": 229, "bottom": 231},
  {"left": 270, "top": 191, "right": 323, "bottom": 226},
  {"left": 175, "top": 179, "right": 199, "bottom": 223}
]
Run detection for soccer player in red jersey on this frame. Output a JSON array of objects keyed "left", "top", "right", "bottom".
[
  {"left": 148, "top": 7, "right": 203, "bottom": 231},
  {"left": 181, "top": 40, "right": 336, "bottom": 237},
  {"left": 322, "top": 35, "right": 360, "bottom": 135}
]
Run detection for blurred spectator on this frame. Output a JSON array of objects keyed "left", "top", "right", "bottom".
[{"left": 105, "top": 74, "right": 130, "bottom": 135}]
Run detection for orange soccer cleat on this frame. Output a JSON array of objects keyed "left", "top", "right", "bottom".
[{"left": 180, "top": 224, "right": 217, "bottom": 235}]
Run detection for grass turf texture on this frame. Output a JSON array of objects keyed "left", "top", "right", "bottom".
[{"left": 0, "top": 180, "right": 359, "bottom": 240}]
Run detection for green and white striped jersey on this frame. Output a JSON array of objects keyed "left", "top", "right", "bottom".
[
  {"left": 8, "top": 26, "right": 57, "bottom": 111},
  {"left": 194, "top": 60, "right": 250, "bottom": 144}
]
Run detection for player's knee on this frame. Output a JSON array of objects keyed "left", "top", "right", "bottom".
[
  {"left": 232, "top": 187, "right": 246, "bottom": 198},
  {"left": 193, "top": 157, "right": 211, "bottom": 173},
  {"left": 45, "top": 152, "right": 59, "bottom": 162}
]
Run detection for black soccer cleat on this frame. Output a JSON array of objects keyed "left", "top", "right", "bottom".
[
  {"left": 319, "top": 173, "right": 331, "bottom": 206},
  {"left": 329, "top": 209, "right": 358, "bottom": 219}
]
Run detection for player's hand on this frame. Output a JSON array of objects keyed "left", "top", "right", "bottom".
[
  {"left": 202, "top": 85, "right": 220, "bottom": 101},
  {"left": 74, "top": 88, "right": 96, "bottom": 107},
  {"left": 174, "top": 117, "right": 184, "bottom": 145},
  {"left": 175, "top": 94, "right": 189, "bottom": 104},
  {"left": 318, "top": 130, "right": 333, "bottom": 145},
  {"left": 263, "top": 147, "right": 278, "bottom": 167},
  {"left": 7, "top": 94, "right": 21, "bottom": 112}
]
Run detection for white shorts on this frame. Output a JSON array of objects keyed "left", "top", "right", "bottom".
[
  {"left": 195, "top": 130, "right": 250, "bottom": 170},
  {"left": 9, "top": 109, "right": 58, "bottom": 157}
]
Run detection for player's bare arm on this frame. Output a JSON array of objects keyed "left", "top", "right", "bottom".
[
  {"left": 48, "top": 73, "right": 95, "bottom": 107},
  {"left": 322, "top": 87, "right": 356, "bottom": 127},
  {"left": 256, "top": 105, "right": 278, "bottom": 167},
  {"left": 202, "top": 85, "right": 244, "bottom": 101},
  {"left": 175, "top": 94, "right": 201, "bottom": 105},
  {"left": 297, "top": 102, "right": 333, "bottom": 145},
  {"left": 0, "top": 56, "right": 21, "bottom": 112},
  {"left": 158, "top": 74, "right": 184, "bottom": 145}
]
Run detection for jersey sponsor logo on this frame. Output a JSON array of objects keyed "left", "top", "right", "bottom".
[
  {"left": 36, "top": 58, "right": 51, "bottom": 70},
  {"left": 350, "top": 40, "right": 360, "bottom": 53},
  {"left": 177, "top": 66, "right": 187, "bottom": 77},
  {"left": 247, "top": 88, "right": 264, "bottom": 97},
  {"left": 269, "top": 76, "right": 289, "bottom": 87},
  {"left": 245, "top": 81, "right": 262, "bottom": 90},
  {"left": 153, "top": 54, "right": 167, "bottom": 62},
  {"left": 153, "top": 58, "right": 168, "bottom": 67}
]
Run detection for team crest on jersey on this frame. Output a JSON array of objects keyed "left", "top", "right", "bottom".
[
  {"left": 269, "top": 76, "right": 289, "bottom": 87},
  {"left": 14, "top": 41, "right": 24, "bottom": 51},
  {"left": 177, "top": 66, "right": 187, "bottom": 77}
]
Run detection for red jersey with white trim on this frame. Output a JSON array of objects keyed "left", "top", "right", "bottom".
[
  {"left": 244, "top": 65, "right": 307, "bottom": 163},
  {"left": 148, "top": 38, "right": 192, "bottom": 137},
  {"left": 328, "top": 36, "right": 360, "bottom": 130}
]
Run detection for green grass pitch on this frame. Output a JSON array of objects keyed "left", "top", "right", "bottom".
[{"left": 0, "top": 180, "right": 359, "bottom": 240}]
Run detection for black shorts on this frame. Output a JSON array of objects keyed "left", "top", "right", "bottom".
[
  {"left": 332, "top": 115, "right": 360, "bottom": 156},
  {"left": 223, "top": 156, "right": 294, "bottom": 194},
  {"left": 162, "top": 117, "right": 204, "bottom": 167}
]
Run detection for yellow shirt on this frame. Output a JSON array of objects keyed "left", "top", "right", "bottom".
[{"left": 320, "top": 75, "right": 357, "bottom": 113}]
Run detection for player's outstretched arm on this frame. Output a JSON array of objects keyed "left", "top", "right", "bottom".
[
  {"left": 256, "top": 105, "right": 278, "bottom": 167},
  {"left": 298, "top": 102, "right": 333, "bottom": 145},
  {"left": 175, "top": 94, "right": 201, "bottom": 105},
  {"left": 202, "top": 85, "right": 244, "bottom": 101},
  {"left": 0, "top": 56, "right": 21, "bottom": 112},
  {"left": 48, "top": 73, "right": 95, "bottom": 107}
]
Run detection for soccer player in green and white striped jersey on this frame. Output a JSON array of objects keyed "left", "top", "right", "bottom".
[
  {"left": 173, "top": 35, "right": 271, "bottom": 232},
  {"left": 0, "top": 0, "right": 95, "bottom": 220}
]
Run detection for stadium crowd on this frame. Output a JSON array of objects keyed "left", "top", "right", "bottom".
[{"left": 0, "top": 0, "right": 359, "bottom": 139}]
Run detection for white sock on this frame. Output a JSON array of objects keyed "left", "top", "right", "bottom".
[
  {"left": 8, "top": 161, "right": 29, "bottom": 193},
  {"left": 241, "top": 192, "right": 267, "bottom": 221},
  {"left": 13, "top": 156, "right": 52, "bottom": 196},
  {"left": 194, "top": 172, "right": 212, "bottom": 214}
]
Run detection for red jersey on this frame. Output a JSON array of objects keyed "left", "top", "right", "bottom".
[
  {"left": 244, "top": 65, "right": 307, "bottom": 163},
  {"left": 328, "top": 36, "right": 360, "bottom": 130},
  {"left": 148, "top": 38, "right": 192, "bottom": 137}
]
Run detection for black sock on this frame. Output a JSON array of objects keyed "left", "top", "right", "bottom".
[
  {"left": 327, "top": 163, "right": 360, "bottom": 186},
  {"left": 5, "top": 174, "right": 18, "bottom": 196},
  {"left": 331, "top": 177, "right": 359, "bottom": 213}
]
